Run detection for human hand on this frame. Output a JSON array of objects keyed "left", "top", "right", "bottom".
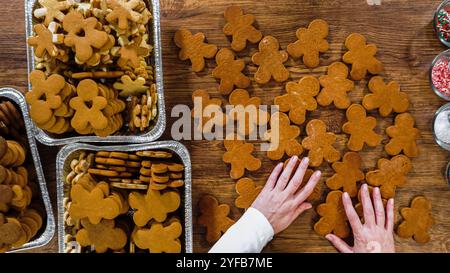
[
  {"left": 326, "top": 184, "right": 395, "bottom": 253},
  {"left": 251, "top": 156, "right": 321, "bottom": 234}
]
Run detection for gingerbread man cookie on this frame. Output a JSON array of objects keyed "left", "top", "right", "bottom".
[
  {"left": 366, "top": 155, "right": 412, "bottom": 199},
  {"left": 314, "top": 191, "right": 350, "bottom": 238},
  {"left": 397, "top": 196, "right": 434, "bottom": 244},
  {"left": 105, "top": 0, "right": 142, "bottom": 31},
  {"left": 69, "top": 183, "right": 121, "bottom": 224},
  {"left": 63, "top": 11, "right": 109, "bottom": 64},
  {"left": 174, "top": 28, "right": 218, "bottom": 72},
  {"left": 252, "top": 36, "right": 289, "bottom": 84},
  {"left": 235, "top": 178, "right": 262, "bottom": 209},
  {"left": 191, "top": 89, "right": 225, "bottom": 132},
  {"left": 363, "top": 76, "right": 409, "bottom": 117},
  {"left": 264, "top": 112, "right": 303, "bottom": 160},
  {"left": 342, "top": 104, "right": 382, "bottom": 151},
  {"left": 317, "top": 62, "right": 354, "bottom": 109},
  {"left": 33, "top": 0, "right": 73, "bottom": 26},
  {"left": 342, "top": 33, "right": 383, "bottom": 80},
  {"left": 76, "top": 219, "right": 127, "bottom": 253},
  {"left": 212, "top": 48, "right": 250, "bottom": 95},
  {"left": 223, "top": 6, "right": 262, "bottom": 52},
  {"left": 287, "top": 19, "right": 329, "bottom": 68},
  {"left": 228, "top": 89, "right": 268, "bottom": 137},
  {"left": 129, "top": 189, "right": 180, "bottom": 226},
  {"left": 274, "top": 76, "right": 320, "bottom": 125},
  {"left": 222, "top": 137, "right": 261, "bottom": 179},
  {"left": 301, "top": 119, "right": 341, "bottom": 167},
  {"left": 326, "top": 152, "right": 365, "bottom": 197},
  {"left": 132, "top": 221, "right": 182, "bottom": 253},
  {"left": 117, "top": 36, "right": 150, "bottom": 69},
  {"left": 28, "top": 24, "right": 61, "bottom": 58},
  {"left": 198, "top": 195, "right": 235, "bottom": 243},
  {"left": 385, "top": 113, "right": 420, "bottom": 158}
]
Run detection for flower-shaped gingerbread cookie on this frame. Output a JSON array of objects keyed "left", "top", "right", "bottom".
[
  {"left": 76, "top": 219, "right": 127, "bottom": 253},
  {"left": 314, "top": 191, "right": 350, "bottom": 238},
  {"left": 301, "top": 119, "right": 340, "bottom": 167},
  {"left": 264, "top": 112, "right": 302, "bottom": 160},
  {"left": 342, "top": 33, "right": 383, "bottom": 80},
  {"left": 228, "top": 89, "right": 268, "bottom": 137},
  {"left": 342, "top": 104, "right": 382, "bottom": 151},
  {"left": 287, "top": 19, "right": 329, "bottom": 68},
  {"left": 317, "top": 62, "right": 354, "bottom": 109},
  {"left": 63, "top": 11, "right": 109, "bottom": 64},
  {"left": 33, "top": 0, "right": 73, "bottom": 26},
  {"left": 274, "top": 76, "right": 320, "bottom": 125},
  {"left": 397, "top": 196, "right": 434, "bottom": 244},
  {"left": 174, "top": 28, "right": 218, "bottom": 72},
  {"left": 132, "top": 220, "right": 182, "bottom": 253},
  {"left": 69, "top": 79, "right": 109, "bottom": 132},
  {"left": 212, "top": 48, "right": 250, "bottom": 95},
  {"left": 198, "top": 195, "right": 235, "bottom": 243},
  {"left": 235, "top": 178, "right": 262, "bottom": 209},
  {"left": 326, "top": 152, "right": 365, "bottom": 197},
  {"left": 363, "top": 76, "right": 409, "bottom": 117},
  {"left": 385, "top": 113, "right": 420, "bottom": 157},
  {"left": 26, "top": 70, "right": 65, "bottom": 125},
  {"left": 252, "top": 36, "right": 289, "bottom": 84},
  {"left": 129, "top": 189, "right": 180, "bottom": 226},
  {"left": 191, "top": 89, "right": 225, "bottom": 132},
  {"left": 366, "top": 155, "right": 412, "bottom": 199},
  {"left": 223, "top": 6, "right": 262, "bottom": 52},
  {"left": 222, "top": 137, "right": 261, "bottom": 179}
]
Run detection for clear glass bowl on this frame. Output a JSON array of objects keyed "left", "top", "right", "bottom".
[
  {"left": 430, "top": 49, "right": 450, "bottom": 101},
  {"left": 434, "top": 0, "right": 450, "bottom": 47},
  {"left": 432, "top": 102, "right": 450, "bottom": 151}
]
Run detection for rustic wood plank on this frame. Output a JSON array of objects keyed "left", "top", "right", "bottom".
[{"left": 0, "top": 0, "right": 448, "bottom": 253}]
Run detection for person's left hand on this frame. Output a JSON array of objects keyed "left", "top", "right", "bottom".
[{"left": 252, "top": 156, "right": 321, "bottom": 234}]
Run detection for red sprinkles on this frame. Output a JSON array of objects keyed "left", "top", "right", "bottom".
[{"left": 432, "top": 57, "right": 450, "bottom": 98}]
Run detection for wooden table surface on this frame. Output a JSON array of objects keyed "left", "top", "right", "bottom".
[{"left": 0, "top": 0, "right": 449, "bottom": 253}]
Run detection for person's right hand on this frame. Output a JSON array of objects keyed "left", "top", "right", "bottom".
[{"left": 326, "top": 184, "right": 395, "bottom": 253}]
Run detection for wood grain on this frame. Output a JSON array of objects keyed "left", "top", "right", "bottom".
[{"left": 0, "top": 0, "right": 448, "bottom": 253}]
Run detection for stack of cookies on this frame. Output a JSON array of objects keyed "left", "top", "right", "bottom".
[
  {"left": 64, "top": 149, "right": 185, "bottom": 253},
  {"left": 0, "top": 100, "right": 44, "bottom": 252},
  {"left": 26, "top": 0, "right": 157, "bottom": 137}
]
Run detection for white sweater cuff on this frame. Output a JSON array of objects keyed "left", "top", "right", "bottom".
[{"left": 208, "top": 207, "right": 274, "bottom": 253}]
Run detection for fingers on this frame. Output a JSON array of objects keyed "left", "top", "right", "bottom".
[
  {"left": 293, "top": 202, "right": 312, "bottom": 218},
  {"left": 325, "top": 234, "right": 353, "bottom": 253},
  {"left": 342, "top": 192, "right": 363, "bottom": 233},
  {"left": 294, "top": 170, "right": 321, "bottom": 204},
  {"left": 275, "top": 156, "right": 298, "bottom": 191},
  {"left": 286, "top": 157, "right": 309, "bottom": 194},
  {"left": 385, "top": 198, "right": 394, "bottom": 233},
  {"left": 264, "top": 162, "right": 283, "bottom": 191},
  {"left": 373, "top": 187, "right": 385, "bottom": 227},
  {"left": 360, "top": 184, "right": 376, "bottom": 227}
]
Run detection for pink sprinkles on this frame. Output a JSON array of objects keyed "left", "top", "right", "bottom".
[{"left": 432, "top": 57, "right": 450, "bottom": 98}]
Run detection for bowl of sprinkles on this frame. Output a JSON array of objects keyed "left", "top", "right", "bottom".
[
  {"left": 434, "top": 0, "right": 450, "bottom": 47},
  {"left": 431, "top": 49, "right": 450, "bottom": 101}
]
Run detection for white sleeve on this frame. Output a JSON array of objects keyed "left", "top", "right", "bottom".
[{"left": 208, "top": 207, "right": 274, "bottom": 253}]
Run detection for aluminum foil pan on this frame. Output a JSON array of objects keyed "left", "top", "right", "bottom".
[
  {"left": 0, "top": 88, "right": 55, "bottom": 252},
  {"left": 24, "top": 0, "right": 166, "bottom": 146},
  {"left": 56, "top": 141, "right": 193, "bottom": 253}
]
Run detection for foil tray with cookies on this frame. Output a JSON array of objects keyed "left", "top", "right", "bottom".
[
  {"left": 0, "top": 88, "right": 54, "bottom": 253},
  {"left": 24, "top": 0, "right": 166, "bottom": 145},
  {"left": 56, "top": 141, "right": 192, "bottom": 253}
]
